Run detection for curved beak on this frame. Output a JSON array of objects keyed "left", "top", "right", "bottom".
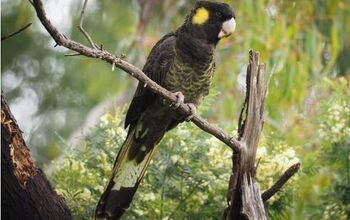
[{"left": 218, "top": 18, "right": 236, "bottom": 38}]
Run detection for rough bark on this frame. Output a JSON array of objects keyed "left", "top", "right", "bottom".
[
  {"left": 222, "top": 52, "right": 300, "bottom": 220},
  {"left": 30, "top": 0, "right": 242, "bottom": 153},
  {"left": 28, "top": 1, "right": 301, "bottom": 218},
  {"left": 224, "top": 51, "right": 268, "bottom": 220},
  {"left": 1, "top": 95, "right": 72, "bottom": 220}
]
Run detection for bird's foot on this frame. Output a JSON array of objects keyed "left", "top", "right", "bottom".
[
  {"left": 169, "top": 91, "right": 196, "bottom": 121},
  {"left": 171, "top": 91, "right": 185, "bottom": 109},
  {"left": 185, "top": 103, "right": 196, "bottom": 121}
]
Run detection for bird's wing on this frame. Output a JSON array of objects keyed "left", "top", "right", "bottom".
[{"left": 125, "top": 32, "right": 176, "bottom": 129}]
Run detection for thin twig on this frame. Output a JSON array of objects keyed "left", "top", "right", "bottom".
[
  {"left": 261, "top": 162, "right": 300, "bottom": 202},
  {"left": 30, "top": 1, "right": 301, "bottom": 218},
  {"left": 254, "top": 157, "right": 261, "bottom": 176},
  {"left": 78, "top": 0, "right": 97, "bottom": 49},
  {"left": 64, "top": 53, "right": 82, "bottom": 57},
  {"left": 30, "top": 0, "right": 242, "bottom": 153},
  {"left": 1, "top": 23, "right": 32, "bottom": 41}
]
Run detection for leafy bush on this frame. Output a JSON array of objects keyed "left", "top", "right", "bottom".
[
  {"left": 50, "top": 105, "right": 299, "bottom": 219},
  {"left": 317, "top": 77, "right": 350, "bottom": 219}
]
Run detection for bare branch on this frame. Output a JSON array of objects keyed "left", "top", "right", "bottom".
[
  {"left": 224, "top": 51, "right": 268, "bottom": 220},
  {"left": 78, "top": 0, "right": 97, "bottom": 49},
  {"left": 30, "top": 0, "right": 242, "bottom": 153},
  {"left": 64, "top": 53, "right": 82, "bottom": 57},
  {"left": 261, "top": 162, "right": 301, "bottom": 202},
  {"left": 29, "top": 1, "right": 301, "bottom": 218},
  {"left": 1, "top": 23, "right": 32, "bottom": 41}
]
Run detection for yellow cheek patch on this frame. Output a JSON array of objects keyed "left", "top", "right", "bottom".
[{"left": 192, "top": 7, "right": 209, "bottom": 25}]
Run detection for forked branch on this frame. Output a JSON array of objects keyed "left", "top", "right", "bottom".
[
  {"left": 30, "top": 0, "right": 242, "bottom": 153},
  {"left": 29, "top": 2, "right": 301, "bottom": 219},
  {"left": 78, "top": 0, "right": 98, "bottom": 49}
]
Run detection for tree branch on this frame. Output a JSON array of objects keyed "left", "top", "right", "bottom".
[
  {"left": 30, "top": 0, "right": 242, "bottom": 153},
  {"left": 1, "top": 23, "right": 32, "bottom": 41},
  {"left": 78, "top": 0, "right": 97, "bottom": 49},
  {"left": 29, "top": 1, "right": 302, "bottom": 218},
  {"left": 261, "top": 162, "right": 301, "bottom": 202},
  {"left": 64, "top": 52, "right": 82, "bottom": 57},
  {"left": 224, "top": 51, "right": 268, "bottom": 220}
]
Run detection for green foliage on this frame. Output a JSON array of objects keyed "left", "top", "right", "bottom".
[
  {"left": 318, "top": 77, "right": 350, "bottom": 143},
  {"left": 50, "top": 109, "right": 126, "bottom": 219},
  {"left": 50, "top": 103, "right": 300, "bottom": 219},
  {"left": 2, "top": 0, "right": 350, "bottom": 219},
  {"left": 317, "top": 77, "right": 350, "bottom": 219}
]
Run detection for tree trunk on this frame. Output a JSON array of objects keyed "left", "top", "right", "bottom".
[
  {"left": 224, "top": 51, "right": 268, "bottom": 220},
  {"left": 1, "top": 95, "right": 72, "bottom": 220}
]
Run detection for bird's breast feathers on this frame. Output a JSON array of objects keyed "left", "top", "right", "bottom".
[{"left": 164, "top": 58, "right": 215, "bottom": 105}]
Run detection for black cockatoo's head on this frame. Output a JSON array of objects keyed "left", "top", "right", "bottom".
[{"left": 183, "top": 1, "right": 236, "bottom": 45}]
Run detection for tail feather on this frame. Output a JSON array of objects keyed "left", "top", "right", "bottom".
[{"left": 95, "top": 128, "right": 158, "bottom": 219}]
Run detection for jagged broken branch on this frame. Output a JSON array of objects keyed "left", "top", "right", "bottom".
[{"left": 30, "top": 1, "right": 301, "bottom": 216}]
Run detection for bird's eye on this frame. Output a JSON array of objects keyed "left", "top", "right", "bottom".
[{"left": 215, "top": 12, "right": 222, "bottom": 18}]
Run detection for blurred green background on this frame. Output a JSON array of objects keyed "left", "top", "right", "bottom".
[{"left": 2, "top": 0, "right": 350, "bottom": 219}]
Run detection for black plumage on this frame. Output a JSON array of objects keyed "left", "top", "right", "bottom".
[{"left": 96, "top": 1, "right": 235, "bottom": 219}]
